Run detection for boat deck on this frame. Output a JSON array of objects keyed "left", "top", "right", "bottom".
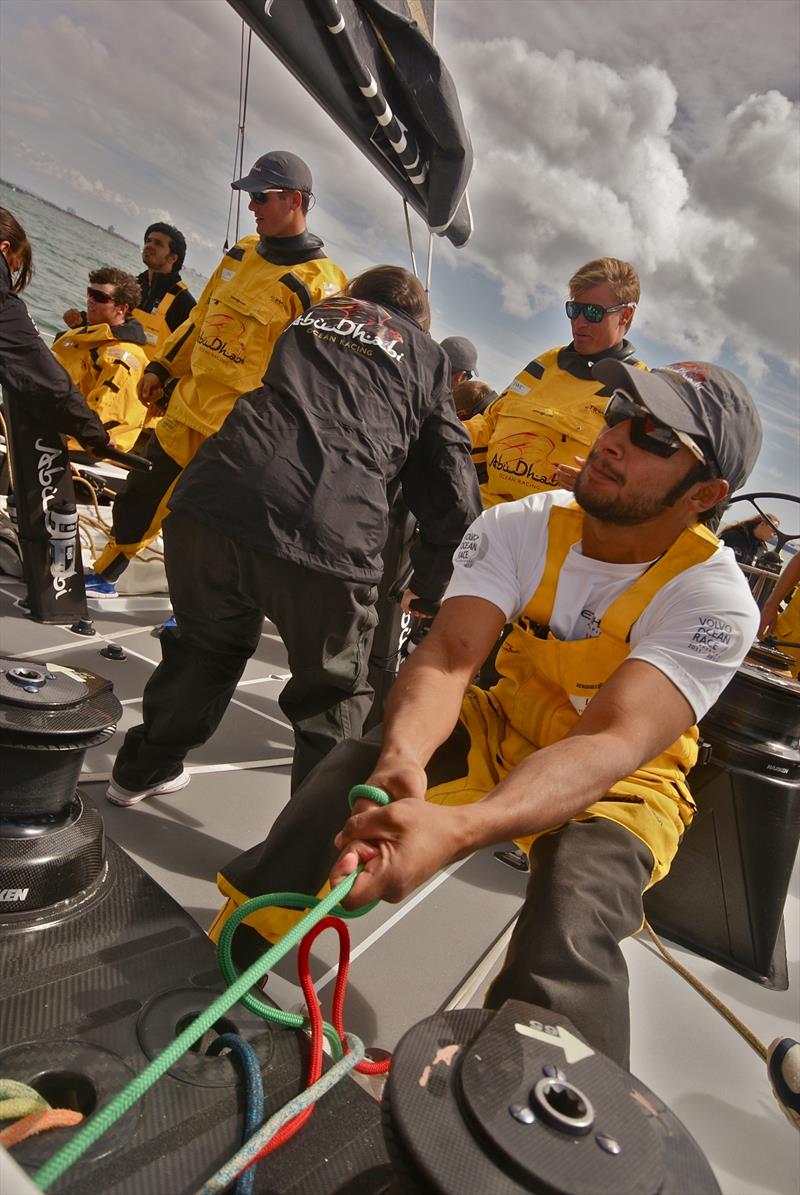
[{"left": 1, "top": 576, "right": 798, "bottom": 1195}]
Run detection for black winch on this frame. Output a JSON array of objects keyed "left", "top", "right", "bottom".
[
  {"left": 0, "top": 655, "right": 121, "bottom": 914},
  {"left": 382, "top": 1001, "right": 720, "bottom": 1195}
]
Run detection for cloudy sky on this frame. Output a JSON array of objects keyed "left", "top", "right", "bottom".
[{"left": 1, "top": 0, "right": 798, "bottom": 504}]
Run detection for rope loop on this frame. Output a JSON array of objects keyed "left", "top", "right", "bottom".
[{"left": 347, "top": 784, "right": 390, "bottom": 811}]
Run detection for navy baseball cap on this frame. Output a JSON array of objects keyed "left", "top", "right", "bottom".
[{"left": 232, "top": 151, "right": 312, "bottom": 194}]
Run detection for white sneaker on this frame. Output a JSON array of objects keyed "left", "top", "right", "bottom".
[{"left": 105, "top": 769, "right": 190, "bottom": 807}]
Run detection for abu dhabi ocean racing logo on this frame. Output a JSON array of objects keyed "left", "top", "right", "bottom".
[
  {"left": 489, "top": 431, "right": 557, "bottom": 487},
  {"left": 197, "top": 313, "right": 247, "bottom": 365},
  {"left": 293, "top": 297, "right": 407, "bottom": 361}
]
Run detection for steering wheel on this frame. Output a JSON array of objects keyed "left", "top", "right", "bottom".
[
  {"left": 723, "top": 491, "right": 800, "bottom": 554},
  {"left": 725, "top": 491, "right": 800, "bottom": 650}
]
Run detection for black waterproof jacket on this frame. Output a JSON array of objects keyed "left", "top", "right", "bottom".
[
  {"left": 171, "top": 295, "right": 482, "bottom": 599},
  {"left": 0, "top": 255, "right": 110, "bottom": 450}
]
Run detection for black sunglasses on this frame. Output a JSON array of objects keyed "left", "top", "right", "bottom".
[
  {"left": 604, "top": 391, "right": 707, "bottom": 462},
  {"left": 86, "top": 286, "right": 116, "bottom": 304},
  {"left": 566, "top": 299, "right": 635, "bottom": 324}
]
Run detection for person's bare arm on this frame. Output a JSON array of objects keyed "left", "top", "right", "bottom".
[
  {"left": 361, "top": 595, "right": 507, "bottom": 803},
  {"left": 760, "top": 554, "right": 800, "bottom": 637},
  {"left": 332, "top": 657, "right": 695, "bottom": 905}
]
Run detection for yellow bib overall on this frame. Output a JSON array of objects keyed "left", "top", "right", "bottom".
[
  {"left": 132, "top": 280, "right": 190, "bottom": 359},
  {"left": 427, "top": 504, "right": 719, "bottom": 883}
]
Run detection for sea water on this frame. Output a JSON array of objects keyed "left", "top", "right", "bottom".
[{"left": 0, "top": 179, "right": 207, "bottom": 340}]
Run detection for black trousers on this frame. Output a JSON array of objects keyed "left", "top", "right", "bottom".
[
  {"left": 96, "top": 433, "right": 184, "bottom": 581},
  {"left": 113, "top": 511, "right": 379, "bottom": 792},
  {"left": 220, "top": 726, "right": 654, "bottom": 1068}
]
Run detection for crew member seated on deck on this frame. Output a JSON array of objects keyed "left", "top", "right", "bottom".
[
  {"left": 467, "top": 257, "right": 645, "bottom": 506},
  {"left": 84, "top": 150, "right": 346, "bottom": 596},
  {"left": 63, "top": 222, "right": 196, "bottom": 359},
  {"left": 52, "top": 267, "right": 150, "bottom": 453},
  {"left": 209, "top": 360, "right": 761, "bottom": 1069}
]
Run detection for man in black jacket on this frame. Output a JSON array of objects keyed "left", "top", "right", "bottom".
[{"left": 107, "top": 265, "right": 482, "bottom": 804}]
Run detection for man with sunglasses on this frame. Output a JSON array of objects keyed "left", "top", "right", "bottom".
[
  {"left": 468, "top": 256, "right": 644, "bottom": 508},
  {"left": 212, "top": 360, "right": 762, "bottom": 1069},
  {"left": 52, "top": 267, "right": 150, "bottom": 452},
  {"left": 86, "top": 151, "right": 346, "bottom": 595}
]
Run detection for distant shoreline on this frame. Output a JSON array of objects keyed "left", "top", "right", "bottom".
[{"left": 0, "top": 177, "right": 139, "bottom": 250}]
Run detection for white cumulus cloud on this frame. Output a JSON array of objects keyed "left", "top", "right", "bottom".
[{"left": 443, "top": 37, "right": 800, "bottom": 379}]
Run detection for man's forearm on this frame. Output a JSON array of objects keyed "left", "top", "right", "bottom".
[
  {"left": 454, "top": 728, "right": 642, "bottom": 855},
  {"left": 379, "top": 649, "right": 470, "bottom": 767}
]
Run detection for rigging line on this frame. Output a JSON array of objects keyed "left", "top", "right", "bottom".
[
  {"left": 235, "top": 26, "right": 253, "bottom": 244},
  {"left": 224, "top": 21, "right": 249, "bottom": 250},
  {"left": 424, "top": 227, "right": 434, "bottom": 296},
  {"left": 403, "top": 198, "right": 419, "bottom": 280}
]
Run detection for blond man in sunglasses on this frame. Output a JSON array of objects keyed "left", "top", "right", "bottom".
[
  {"left": 52, "top": 267, "right": 150, "bottom": 453},
  {"left": 212, "top": 361, "right": 761, "bottom": 1070},
  {"left": 467, "top": 257, "right": 644, "bottom": 508}
]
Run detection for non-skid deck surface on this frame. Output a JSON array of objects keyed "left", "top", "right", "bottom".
[{"left": 2, "top": 577, "right": 799, "bottom": 1195}]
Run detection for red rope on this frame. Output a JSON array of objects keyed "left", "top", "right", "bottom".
[
  {"left": 239, "top": 913, "right": 391, "bottom": 1173},
  {"left": 325, "top": 919, "right": 391, "bottom": 1077}
]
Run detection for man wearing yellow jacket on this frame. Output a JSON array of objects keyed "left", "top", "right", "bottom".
[
  {"left": 211, "top": 360, "right": 762, "bottom": 1067},
  {"left": 468, "top": 257, "right": 645, "bottom": 507},
  {"left": 132, "top": 222, "right": 196, "bottom": 359},
  {"left": 87, "top": 151, "right": 346, "bottom": 594},
  {"left": 52, "top": 268, "right": 150, "bottom": 453}
]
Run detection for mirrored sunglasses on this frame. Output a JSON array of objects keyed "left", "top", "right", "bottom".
[{"left": 566, "top": 300, "right": 635, "bottom": 324}]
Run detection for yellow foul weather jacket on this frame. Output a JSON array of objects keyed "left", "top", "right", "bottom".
[
  {"left": 52, "top": 320, "right": 150, "bottom": 453},
  {"left": 466, "top": 342, "right": 648, "bottom": 507},
  {"left": 149, "top": 236, "right": 347, "bottom": 439}
]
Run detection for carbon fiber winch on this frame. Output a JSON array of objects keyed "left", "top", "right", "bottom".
[
  {"left": 382, "top": 1002, "right": 720, "bottom": 1194},
  {"left": 0, "top": 655, "right": 121, "bottom": 914}
]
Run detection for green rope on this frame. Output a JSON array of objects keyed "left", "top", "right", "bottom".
[
  {"left": 34, "top": 868, "right": 359, "bottom": 1190},
  {"left": 0, "top": 1078, "right": 51, "bottom": 1121},
  {"left": 33, "top": 785, "right": 391, "bottom": 1191}
]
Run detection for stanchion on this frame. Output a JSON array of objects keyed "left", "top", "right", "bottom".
[{"left": 3, "top": 390, "right": 88, "bottom": 624}]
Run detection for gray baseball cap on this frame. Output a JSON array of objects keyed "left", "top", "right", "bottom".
[
  {"left": 592, "top": 359, "right": 762, "bottom": 493},
  {"left": 440, "top": 336, "right": 478, "bottom": 374},
  {"left": 232, "top": 151, "right": 312, "bottom": 194}
]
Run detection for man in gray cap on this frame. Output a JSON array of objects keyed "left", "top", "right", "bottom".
[
  {"left": 87, "top": 151, "right": 347, "bottom": 593},
  {"left": 216, "top": 360, "right": 762, "bottom": 1068},
  {"left": 440, "top": 335, "right": 478, "bottom": 388}
]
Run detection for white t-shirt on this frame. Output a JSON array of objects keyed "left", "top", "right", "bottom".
[{"left": 446, "top": 490, "right": 760, "bottom": 720}]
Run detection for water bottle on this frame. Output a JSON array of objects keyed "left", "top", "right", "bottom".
[{"left": 45, "top": 499, "right": 78, "bottom": 578}]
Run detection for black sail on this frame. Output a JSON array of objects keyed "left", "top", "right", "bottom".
[{"left": 226, "top": 0, "right": 473, "bottom": 246}]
